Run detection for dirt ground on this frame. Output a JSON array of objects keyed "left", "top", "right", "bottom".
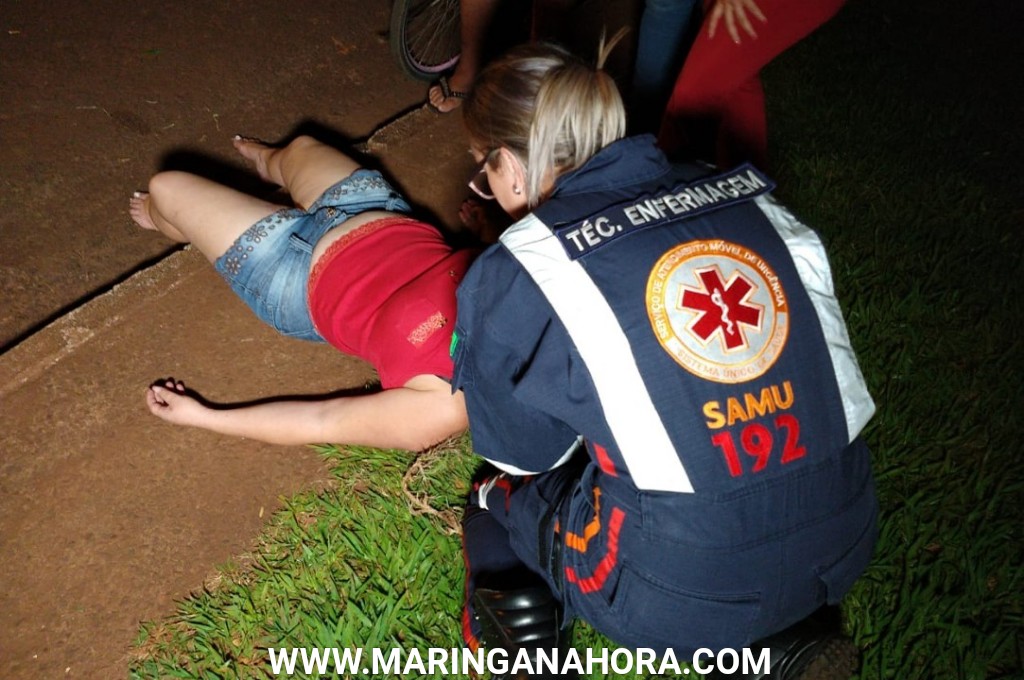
[
  {"left": 0, "top": 0, "right": 633, "bottom": 353},
  {"left": 0, "top": 1, "right": 633, "bottom": 677},
  {"left": 0, "top": 0, "right": 436, "bottom": 350},
  {"left": 2, "top": 0, "right": 1022, "bottom": 676},
  {"left": 0, "top": 1, "right": 463, "bottom": 677}
]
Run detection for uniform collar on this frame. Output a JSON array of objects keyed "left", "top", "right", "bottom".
[{"left": 549, "top": 135, "right": 671, "bottom": 198}]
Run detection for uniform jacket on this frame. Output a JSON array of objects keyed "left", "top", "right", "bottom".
[{"left": 452, "top": 135, "right": 877, "bottom": 650}]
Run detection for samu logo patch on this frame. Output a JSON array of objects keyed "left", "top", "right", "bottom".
[{"left": 646, "top": 239, "right": 788, "bottom": 384}]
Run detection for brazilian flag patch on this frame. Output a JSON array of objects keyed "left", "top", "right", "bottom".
[{"left": 449, "top": 330, "right": 459, "bottom": 357}]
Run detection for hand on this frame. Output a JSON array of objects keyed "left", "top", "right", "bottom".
[
  {"left": 708, "top": 0, "right": 767, "bottom": 44},
  {"left": 146, "top": 379, "right": 208, "bottom": 427}
]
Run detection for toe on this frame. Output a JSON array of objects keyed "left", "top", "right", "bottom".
[{"left": 428, "top": 85, "right": 445, "bottom": 107}]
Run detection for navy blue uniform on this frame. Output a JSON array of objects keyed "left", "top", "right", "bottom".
[{"left": 452, "top": 136, "right": 877, "bottom": 654}]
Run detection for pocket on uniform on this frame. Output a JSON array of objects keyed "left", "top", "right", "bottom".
[{"left": 606, "top": 564, "right": 761, "bottom": 652}]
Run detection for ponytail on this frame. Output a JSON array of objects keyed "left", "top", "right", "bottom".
[{"left": 464, "top": 30, "right": 628, "bottom": 207}]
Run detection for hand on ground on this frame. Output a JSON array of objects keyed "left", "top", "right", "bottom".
[{"left": 146, "top": 379, "right": 207, "bottom": 426}]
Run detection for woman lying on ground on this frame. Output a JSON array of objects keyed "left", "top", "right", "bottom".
[{"left": 131, "top": 134, "right": 474, "bottom": 451}]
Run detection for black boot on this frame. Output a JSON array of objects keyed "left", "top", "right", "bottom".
[
  {"left": 704, "top": 606, "right": 859, "bottom": 680},
  {"left": 473, "top": 584, "right": 578, "bottom": 679}
]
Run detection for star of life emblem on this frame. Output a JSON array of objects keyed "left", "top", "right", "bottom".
[{"left": 646, "top": 240, "right": 789, "bottom": 383}]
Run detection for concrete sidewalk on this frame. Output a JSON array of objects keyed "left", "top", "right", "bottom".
[{"left": 0, "top": 108, "right": 475, "bottom": 679}]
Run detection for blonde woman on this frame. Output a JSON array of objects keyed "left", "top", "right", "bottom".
[{"left": 452, "top": 39, "right": 875, "bottom": 679}]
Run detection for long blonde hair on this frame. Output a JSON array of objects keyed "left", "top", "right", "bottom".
[{"left": 463, "top": 31, "right": 628, "bottom": 207}]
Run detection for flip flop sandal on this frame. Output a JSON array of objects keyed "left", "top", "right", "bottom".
[{"left": 426, "top": 75, "right": 468, "bottom": 114}]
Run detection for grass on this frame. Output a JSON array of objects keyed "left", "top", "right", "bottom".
[
  {"left": 129, "top": 439, "right": 478, "bottom": 679},
  {"left": 129, "top": 0, "right": 1023, "bottom": 677}
]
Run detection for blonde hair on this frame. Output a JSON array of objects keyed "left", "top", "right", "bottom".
[{"left": 463, "top": 30, "right": 628, "bottom": 207}]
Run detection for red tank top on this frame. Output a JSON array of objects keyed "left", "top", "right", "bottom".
[{"left": 307, "top": 217, "right": 478, "bottom": 388}]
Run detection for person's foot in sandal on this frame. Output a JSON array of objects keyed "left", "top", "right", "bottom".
[
  {"left": 427, "top": 0, "right": 500, "bottom": 113},
  {"left": 428, "top": 73, "right": 471, "bottom": 114}
]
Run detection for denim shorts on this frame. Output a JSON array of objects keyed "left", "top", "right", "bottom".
[{"left": 213, "top": 169, "right": 411, "bottom": 340}]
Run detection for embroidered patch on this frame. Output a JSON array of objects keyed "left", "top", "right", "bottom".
[
  {"left": 647, "top": 239, "right": 788, "bottom": 384},
  {"left": 407, "top": 311, "right": 447, "bottom": 347},
  {"left": 555, "top": 164, "right": 774, "bottom": 260},
  {"left": 449, "top": 330, "right": 460, "bottom": 357}
]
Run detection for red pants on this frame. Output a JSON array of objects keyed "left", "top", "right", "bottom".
[{"left": 658, "top": 0, "right": 846, "bottom": 169}]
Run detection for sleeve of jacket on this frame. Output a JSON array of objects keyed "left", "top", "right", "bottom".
[{"left": 452, "top": 246, "right": 581, "bottom": 474}]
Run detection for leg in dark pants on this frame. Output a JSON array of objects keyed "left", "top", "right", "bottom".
[{"left": 460, "top": 463, "right": 583, "bottom": 678}]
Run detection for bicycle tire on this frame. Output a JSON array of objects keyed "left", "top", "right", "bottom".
[{"left": 389, "top": 0, "right": 462, "bottom": 81}]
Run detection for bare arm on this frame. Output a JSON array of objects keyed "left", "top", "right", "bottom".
[{"left": 146, "top": 375, "right": 467, "bottom": 451}]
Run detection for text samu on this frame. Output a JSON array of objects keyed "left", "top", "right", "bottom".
[{"left": 703, "top": 380, "right": 795, "bottom": 429}]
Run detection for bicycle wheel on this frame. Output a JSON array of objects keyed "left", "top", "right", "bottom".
[{"left": 389, "top": 0, "right": 462, "bottom": 81}]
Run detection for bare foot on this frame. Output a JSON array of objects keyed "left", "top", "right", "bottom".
[
  {"left": 129, "top": 191, "right": 158, "bottom": 231},
  {"left": 232, "top": 135, "right": 275, "bottom": 183}
]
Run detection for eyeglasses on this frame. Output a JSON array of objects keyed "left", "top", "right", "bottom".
[{"left": 468, "top": 149, "right": 499, "bottom": 200}]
